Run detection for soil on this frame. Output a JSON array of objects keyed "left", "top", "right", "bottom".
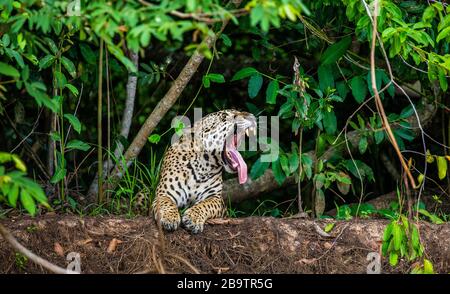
[{"left": 1, "top": 215, "right": 449, "bottom": 274}]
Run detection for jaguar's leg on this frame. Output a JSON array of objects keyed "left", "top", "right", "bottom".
[
  {"left": 181, "top": 196, "right": 225, "bottom": 234},
  {"left": 152, "top": 195, "right": 181, "bottom": 231}
]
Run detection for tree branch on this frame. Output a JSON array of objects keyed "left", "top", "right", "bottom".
[
  {"left": 0, "top": 223, "right": 77, "bottom": 274},
  {"left": 102, "top": 1, "right": 242, "bottom": 195}
]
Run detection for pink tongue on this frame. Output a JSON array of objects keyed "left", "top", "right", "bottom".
[{"left": 229, "top": 149, "right": 248, "bottom": 184}]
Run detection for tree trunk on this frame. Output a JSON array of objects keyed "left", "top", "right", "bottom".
[
  {"left": 1, "top": 215, "right": 449, "bottom": 273},
  {"left": 102, "top": 12, "right": 237, "bottom": 194},
  {"left": 86, "top": 52, "right": 139, "bottom": 202}
]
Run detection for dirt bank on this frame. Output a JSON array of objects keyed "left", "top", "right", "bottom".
[{"left": 1, "top": 215, "right": 449, "bottom": 273}]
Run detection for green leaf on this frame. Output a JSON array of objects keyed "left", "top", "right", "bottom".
[
  {"left": 50, "top": 166, "right": 66, "bottom": 184},
  {"left": 301, "top": 154, "right": 313, "bottom": 179},
  {"left": 438, "top": 67, "right": 448, "bottom": 92},
  {"left": 278, "top": 101, "right": 293, "bottom": 117},
  {"left": 54, "top": 71, "right": 67, "bottom": 89},
  {"left": 344, "top": 159, "right": 374, "bottom": 182},
  {"left": 50, "top": 131, "right": 61, "bottom": 142},
  {"left": 21, "top": 179, "right": 48, "bottom": 207},
  {"left": 395, "top": 128, "right": 415, "bottom": 142},
  {"left": 64, "top": 114, "right": 81, "bottom": 134},
  {"left": 220, "top": 34, "right": 232, "bottom": 47},
  {"left": 61, "top": 56, "right": 76, "bottom": 78},
  {"left": 336, "top": 172, "right": 351, "bottom": 195},
  {"left": 0, "top": 62, "right": 20, "bottom": 78},
  {"left": 12, "top": 155, "right": 26, "bottom": 172},
  {"left": 367, "top": 69, "right": 384, "bottom": 95},
  {"left": 423, "top": 259, "right": 434, "bottom": 274},
  {"left": 66, "top": 140, "right": 90, "bottom": 151},
  {"left": 266, "top": 80, "right": 279, "bottom": 104},
  {"left": 64, "top": 84, "right": 79, "bottom": 96},
  {"left": 399, "top": 105, "right": 414, "bottom": 119},
  {"left": 436, "top": 26, "right": 450, "bottom": 43},
  {"left": 350, "top": 76, "right": 367, "bottom": 103},
  {"left": 374, "top": 130, "right": 384, "bottom": 144},
  {"left": 250, "top": 157, "right": 270, "bottom": 180},
  {"left": 272, "top": 159, "right": 286, "bottom": 185},
  {"left": 107, "top": 44, "right": 137, "bottom": 72},
  {"left": 437, "top": 156, "right": 448, "bottom": 180},
  {"left": 288, "top": 152, "right": 299, "bottom": 174},
  {"left": 45, "top": 38, "right": 58, "bottom": 55},
  {"left": 5, "top": 48, "right": 24, "bottom": 68},
  {"left": 383, "top": 222, "right": 394, "bottom": 243},
  {"left": 20, "top": 190, "right": 36, "bottom": 216},
  {"left": 324, "top": 223, "right": 335, "bottom": 233},
  {"left": 248, "top": 74, "right": 263, "bottom": 98},
  {"left": 148, "top": 134, "right": 161, "bottom": 144},
  {"left": 389, "top": 251, "right": 399, "bottom": 266},
  {"left": 318, "top": 65, "right": 334, "bottom": 91},
  {"left": 231, "top": 67, "right": 258, "bottom": 81},
  {"left": 323, "top": 110, "right": 337, "bottom": 135},
  {"left": 320, "top": 36, "right": 352, "bottom": 66},
  {"left": 7, "top": 184, "right": 19, "bottom": 208},
  {"left": 336, "top": 81, "right": 349, "bottom": 100},
  {"left": 280, "top": 154, "right": 290, "bottom": 176},
  {"left": 315, "top": 173, "right": 326, "bottom": 190},
  {"left": 392, "top": 223, "right": 402, "bottom": 251},
  {"left": 411, "top": 226, "right": 420, "bottom": 249},
  {"left": 358, "top": 136, "right": 368, "bottom": 154},
  {"left": 202, "top": 76, "right": 210, "bottom": 88},
  {"left": 205, "top": 73, "right": 225, "bottom": 83}
]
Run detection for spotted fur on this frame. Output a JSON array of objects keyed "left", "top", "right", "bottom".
[{"left": 152, "top": 109, "right": 256, "bottom": 234}]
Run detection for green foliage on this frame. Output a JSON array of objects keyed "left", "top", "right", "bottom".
[
  {"left": 107, "top": 149, "right": 163, "bottom": 216},
  {"left": 382, "top": 215, "right": 424, "bottom": 267},
  {"left": 320, "top": 36, "right": 352, "bottom": 66},
  {"left": 0, "top": 0, "right": 449, "bottom": 227},
  {"left": 0, "top": 152, "right": 50, "bottom": 216}
]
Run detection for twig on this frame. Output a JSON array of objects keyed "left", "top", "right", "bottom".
[
  {"left": 10, "top": 108, "right": 43, "bottom": 153},
  {"left": 369, "top": 0, "right": 416, "bottom": 189},
  {"left": 97, "top": 40, "right": 104, "bottom": 203},
  {"left": 138, "top": 0, "right": 248, "bottom": 23},
  {"left": 168, "top": 254, "right": 200, "bottom": 274},
  {"left": 0, "top": 223, "right": 78, "bottom": 274}
]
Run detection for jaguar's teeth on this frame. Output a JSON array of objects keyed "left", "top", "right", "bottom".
[{"left": 245, "top": 129, "right": 249, "bottom": 137}]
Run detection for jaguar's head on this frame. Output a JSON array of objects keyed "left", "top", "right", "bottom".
[{"left": 190, "top": 109, "right": 257, "bottom": 184}]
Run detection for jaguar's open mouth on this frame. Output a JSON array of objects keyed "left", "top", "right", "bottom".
[{"left": 222, "top": 126, "right": 256, "bottom": 184}]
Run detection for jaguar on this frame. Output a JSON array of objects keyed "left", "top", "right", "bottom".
[{"left": 152, "top": 109, "right": 257, "bottom": 234}]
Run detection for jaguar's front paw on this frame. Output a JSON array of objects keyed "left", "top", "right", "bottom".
[
  {"left": 181, "top": 209, "right": 205, "bottom": 234},
  {"left": 155, "top": 210, "right": 181, "bottom": 231}
]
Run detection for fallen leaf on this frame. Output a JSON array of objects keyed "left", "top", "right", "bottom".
[
  {"left": 297, "top": 258, "right": 317, "bottom": 265},
  {"left": 107, "top": 238, "right": 123, "bottom": 253},
  {"left": 76, "top": 238, "right": 93, "bottom": 246},
  {"left": 54, "top": 242, "right": 64, "bottom": 257},
  {"left": 323, "top": 242, "right": 333, "bottom": 249}
]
